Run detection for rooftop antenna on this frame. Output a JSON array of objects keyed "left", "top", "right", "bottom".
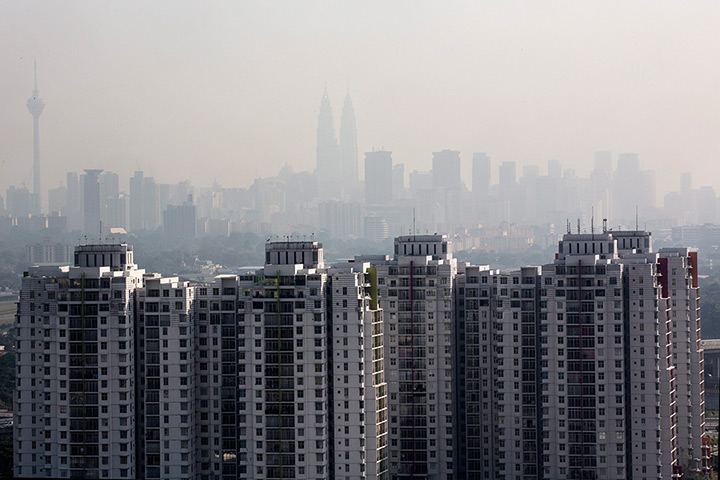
[
  {"left": 603, "top": 218, "right": 608, "bottom": 233},
  {"left": 591, "top": 207, "right": 594, "bottom": 239},
  {"left": 566, "top": 219, "right": 571, "bottom": 234},
  {"left": 635, "top": 205, "right": 639, "bottom": 231},
  {"left": 413, "top": 208, "right": 416, "bottom": 238},
  {"left": 577, "top": 218, "right": 580, "bottom": 234}
]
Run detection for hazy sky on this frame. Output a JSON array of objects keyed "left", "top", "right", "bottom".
[{"left": 2, "top": 1, "right": 720, "bottom": 198}]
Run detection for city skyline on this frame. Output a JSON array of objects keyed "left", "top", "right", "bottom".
[{"left": 2, "top": 2, "right": 720, "bottom": 197}]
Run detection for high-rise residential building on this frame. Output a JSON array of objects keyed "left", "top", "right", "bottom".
[
  {"left": 15, "top": 234, "right": 706, "bottom": 480},
  {"left": 432, "top": 150, "right": 461, "bottom": 190},
  {"left": 365, "top": 151, "right": 393, "bottom": 205},
  {"left": 136, "top": 276, "right": 196, "bottom": 479},
  {"left": 232, "top": 241, "right": 387, "bottom": 480},
  {"left": 456, "top": 230, "right": 707, "bottom": 479},
  {"left": 27, "top": 61, "right": 45, "bottom": 214},
  {"left": 15, "top": 244, "right": 142, "bottom": 479},
  {"left": 360, "top": 234, "right": 458, "bottom": 479},
  {"left": 83, "top": 169, "right": 103, "bottom": 235},
  {"left": 472, "top": 152, "right": 491, "bottom": 199},
  {"left": 340, "top": 90, "right": 359, "bottom": 191},
  {"left": 16, "top": 241, "right": 388, "bottom": 480}
]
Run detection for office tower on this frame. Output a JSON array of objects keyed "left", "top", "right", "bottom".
[
  {"left": 143, "top": 177, "right": 160, "bottom": 231},
  {"left": 408, "top": 170, "right": 432, "bottom": 195},
  {"left": 363, "top": 235, "right": 458, "bottom": 479},
  {"left": 498, "top": 161, "right": 517, "bottom": 189},
  {"left": 106, "top": 194, "right": 129, "bottom": 231},
  {"left": 130, "top": 171, "right": 145, "bottom": 231},
  {"left": 457, "top": 230, "right": 707, "bottom": 479},
  {"left": 612, "top": 153, "right": 655, "bottom": 224},
  {"left": 136, "top": 276, "right": 196, "bottom": 479},
  {"left": 680, "top": 172, "right": 693, "bottom": 195},
  {"left": 364, "top": 151, "right": 393, "bottom": 205},
  {"left": 27, "top": 61, "right": 45, "bottom": 213},
  {"left": 318, "top": 201, "right": 362, "bottom": 239},
  {"left": 592, "top": 151, "right": 613, "bottom": 220},
  {"left": 5, "top": 185, "right": 35, "bottom": 217},
  {"left": 432, "top": 150, "right": 461, "bottom": 190},
  {"left": 163, "top": 199, "right": 197, "bottom": 240},
  {"left": 316, "top": 89, "right": 341, "bottom": 196},
  {"left": 472, "top": 152, "right": 491, "bottom": 199},
  {"left": 392, "top": 164, "right": 405, "bottom": 200},
  {"left": 15, "top": 244, "right": 142, "bottom": 479},
  {"left": 101, "top": 171, "right": 120, "bottom": 228},
  {"left": 340, "top": 90, "right": 359, "bottom": 189},
  {"left": 83, "top": 169, "right": 103, "bottom": 235},
  {"left": 548, "top": 158, "right": 562, "bottom": 179},
  {"left": 66, "top": 172, "right": 81, "bottom": 231},
  {"left": 48, "top": 186, "right": 67, "bottom": 215}
]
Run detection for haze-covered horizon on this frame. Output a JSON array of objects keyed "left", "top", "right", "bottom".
[{"left": 2, "top": 1, "right": 720, "bottom": 197}]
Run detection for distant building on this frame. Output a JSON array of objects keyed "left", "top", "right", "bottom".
[
  {"left": 83, "top": 169, "right": 103, "bottom": 235},
  {"left": 472, "top": 152, "right": 491, "bottom": 199},
  {"left": 432, "top": 149, "right": 461, "bottom": 190},
  {"left": 163, "top": 198, "right": 197, "bottom": 240},
  {"left": 364, "top": 150, "right": 393, "bottom": 205},
  {"left": 27, "top": 240, "right": 71, "bottom": 264}
]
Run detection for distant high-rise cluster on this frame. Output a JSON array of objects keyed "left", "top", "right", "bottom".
[
  {"left": 15, "top": 228, "right": 708, "bottom": 479},
  {"left": 4, "top": 84, "right": 719, "bottom": 248}
]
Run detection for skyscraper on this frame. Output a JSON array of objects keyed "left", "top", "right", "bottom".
[
  {"left": 83, "top": 169, "right": 103, "bottom": 235},
  {"left": 431, "top": 150, "right": 461, "bottom": 190},
  {"left": 15, "top": 244, "right": 142, "bottom": 479},
  {"left": 457, "top": 230, "right": 707, "bottom": 479},
  {"left": 472, "top": 152, "right": 491, "bottom": 199},
  {"left": 316, "top": 89, "right": 340, "bottom": 196},
  {"left": 129, "top": 171, "right": 144, "bottom": 231},
  {"left": 364, "top": 151, "right": 393, "bottom": 205},
  {"left": 361, "top": 235, "right": 458, "bottom": 479},
  {"left": 26, "top": 61, "right": 45, "bottom": 213},
  {"left": 340, "top": 90, "right": 359, "bottom": 190}
]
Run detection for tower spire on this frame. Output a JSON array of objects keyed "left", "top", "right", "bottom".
[{"left": 27, "top": 61, "right": 45, "bottom": 213}]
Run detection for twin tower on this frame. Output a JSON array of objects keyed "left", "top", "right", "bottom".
[{"left": 316, "top": 89, "right": 358, "bottom": 198}]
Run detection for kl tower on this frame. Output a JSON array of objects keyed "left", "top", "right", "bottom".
[{"left": 26, "top": 61, "right": 45, "bottom": 213}]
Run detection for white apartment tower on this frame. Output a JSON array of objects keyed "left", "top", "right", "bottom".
[
  {"left": 136, "top": 276, "right": 196, "bottom": 478},
  {"left": 363, "top": 234, "right": 458, "bottom": 479},
  {"left": 231, "top": 241, "right": 387, "bottom": 480},
  {"left": 15, "top": 244, "right": 142, "bottom": 479},
  {"left": 457, "top": 231, "right": 707, "bottom": 480}
]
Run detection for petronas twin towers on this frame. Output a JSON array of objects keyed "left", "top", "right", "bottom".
[{"left": 316, "top": 88, "right": 358, "bottom": 198}]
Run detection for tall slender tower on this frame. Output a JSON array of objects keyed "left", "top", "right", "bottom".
[
  {"left": 26, "top": 61, "right": 45, "bottom": 213},
  {"left": 340, "top": 89, "right": 358, "bottom": 189},
  {"left": 316, "top": 89, "right": 340, "bottom": 194}
]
